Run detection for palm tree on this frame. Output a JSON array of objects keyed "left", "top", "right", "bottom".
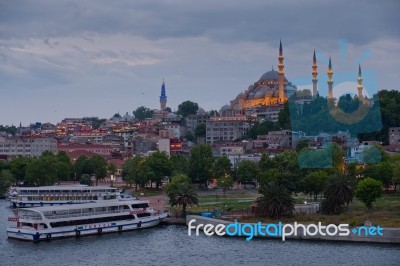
[
  {"left": 321, "top": 174, "right": 354, "bottom": 214},
  {"left": 169, "top": 183, "right": 199, "bottom": 217},
  {"left": 256, "top": 182, "right": 295, "bottom": 218}
]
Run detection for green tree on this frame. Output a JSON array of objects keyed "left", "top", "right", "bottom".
[
  {"left": 0, "top": 170, "right": 15, "bottom": 197},
  {"left": 321, "top": 174, "right": 354, "bottom": 214},
  {"left": 89, "top": 155, "right": 107, "bottom": 185},
  {"left": 122, "top": 156, "right": 144, "bottom": 189},
  {"left": 296, "top": 140, "right": 309, "bottom": 152},
  {"left": 189, "top": 144, "right": 214, "bottom": 184},
  {"left": 166, "top": 173, "right": 190, "bottom": 196},
  {"left": 258, "top": 153, "right": 276, "bottom": 172},
  {"left": 169, "top": 182, "right": 198, "bottom": 217},
  {"left": 213, "top": 156, "right": 232, "bottom": 179},
  {"left": 363, "top": 162, "right": 393, "bottom": 188},
  {"left": 25, "top": 156, "right": 59, "bottom": 186},
  {"left": 194, "top": 123, "right": 206, "bottom": 138},
  {"left": 355, "top": 177, "right": 383, "bottom": 209},
  {"left": 9, "top": 157, "right": 32, "bottom": 184},
  {"left": 302, "top": 170, "right": 328, "bottom": 200},
  {"left": 236, "top": 160, "right": 259, "bottom": 188},
  {"left": 256, "top": 182, "right": 295, "bottom": 218},
  {"left": 170, "top": 154, "right": 189, "bottom": 176},
  {"left": 177, "top": 101, "right": 199, "bottom": 117},
  {"left": 258, "top": 168, "right": 280, "bottom": 188},
  {"left": 146, "top": 151, "right": 172, "bottom": 188},
  {"left": 217, "top": 174, "right": 234, "bottom": 196},
  {"left": 80, "top": 174, "right": 92, "bottom": 186},
  {"left": 133, "top": 106, "right": 154, "bottom": 121}
]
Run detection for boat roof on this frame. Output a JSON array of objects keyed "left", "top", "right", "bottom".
[
  {"left": 11, "top": 185, "right": 118, "bottom": 190},
  {"left": 18, "top": 200, "right": 148, "bottom": 212}
]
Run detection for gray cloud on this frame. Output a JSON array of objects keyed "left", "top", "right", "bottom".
[{"left": 0, "top": 0, "right": 399, "bottom": 125}]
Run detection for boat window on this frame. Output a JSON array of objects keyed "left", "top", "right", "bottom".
[
  {"left": 131, "top": 203, "right": 149, "bottom": 209},
  {"left": 136, "top": 213, "right": 151, "bottom": 218},
  {"left": 49, "top": 214, "right": 134, "bottom": 228}
]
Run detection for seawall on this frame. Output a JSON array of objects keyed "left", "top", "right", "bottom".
[{"left": 186, "top": 215, "right": 400, "bottom": 244}]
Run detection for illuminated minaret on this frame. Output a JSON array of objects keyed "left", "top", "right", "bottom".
[
  {"left": 278, "top": 40, "right": 285, "bottom": 102},
  {"left": 312, "top": 50, "right": 318, "bottom": 97},
  {"left": 160, "top": 79, "right": 167, "bottom": 111},
  {"left": 357, "top": 64, "right": 364, "bottom": 99},
  {"left": 327, "top": 57, "right": 333, "bottom": 100}
]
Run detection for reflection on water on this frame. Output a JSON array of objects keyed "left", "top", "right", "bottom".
[{"left": 0, "top": 200, "right": 399, "bottom": 266}]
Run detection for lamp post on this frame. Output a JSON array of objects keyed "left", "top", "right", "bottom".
[{"left": 110, "top": 174, "right": 115, "bottom": 187}]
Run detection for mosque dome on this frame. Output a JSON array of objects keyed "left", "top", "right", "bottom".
[
  {"left": 220, "top": 104, "right": 230, "bottom": 112},
  {"left": 259, "top": 69, "right": 280, "bottom": 81}
]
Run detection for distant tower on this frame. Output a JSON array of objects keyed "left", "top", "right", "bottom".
[
  {"left": 357, "top": 64, "right": 364, "bottom": 99},
  {"left": 278, "top": 40, "right": 286, "bottom": 102},
  {"left": 312, "top": 50, "right": 318, "bottom": 97},
  {"left": 327, "top": 57, "right": 334, "bottom": 100},
  {"left": 160, "top": 79, "right": 167, "bottom": 111}
]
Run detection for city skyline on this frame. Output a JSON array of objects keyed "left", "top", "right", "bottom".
[{"left": 1, "top": 0, "right": 399, "bottom": 125}]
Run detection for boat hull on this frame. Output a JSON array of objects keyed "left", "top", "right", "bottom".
[{"left": 7, "top": 213, "right": 168, "bottom": 241}]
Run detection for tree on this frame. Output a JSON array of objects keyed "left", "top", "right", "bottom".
[
  {"left": 258, "top": 168, "right": 280, "bottom": 188},
  {"left": 236, "top": 160, "right": 259, "bottom": 188},
  {"left": 302, "top": 171, "right": 328, "bottom": 200},
  {"left": 169, "top": 182, "right": 198, "bottom": 217},
  {"left": 217, "top": 174, "right": 234, "bottom": 196},
  {"left": 74, "top": 156, "right": 92, "bottom": 179},
  {"left": 296, "top": 140, "right": 309, "bottom": 152},
  {"left": 25, "top": 156, "right": 59, "bottom": 186},
  {"left": 189, "top": 144, "right": 214, "bottom": 184},
  {"left": 166, "top": 173, "right": 190, "bottom": 196},
  {"left": 9, "top": 157, "right": 32, "bottom": 184},
  {"left": 355, "top": 177, "right": 383, "bottom": 209},
  {"left": 363, "top": 162, "right": 393, "bottom": 189},
  {"left": 321, "top": 174, "right": 354, "bottom": 214},
  {"left": 170, "top": 154, "right": 189, "bottom": 176},
  {"left": 80, "top": 174, "right": 91, "bottom": 186},
  {"left": 145, "top": 151, "right": 172, "bottom": 188},
  {"left": 56, "top": 151, "right": 72, "bottom": 180},
  {"left": 89, "top": 155, "right": 107, "bottom": 185},
  {"left": 122, "top": 156, "right": 144, "bottom": 189},
  {"left": 213, "top": 156, "right": 232, "bottom": 179},
  {"left": 177, "top": 101, "right": 199, "bottom": 117},
  {"left": 194, "top": 123, "right": 206, "bottom": 138},
  {"left": 133, "top": 106, "right": 154, "bottom": 121},
  {"left": 0, "top": 170, "right": 15, "bottom": 197},
  {"left": 256, "top": 182, "right": 295, "bottom": 218}
]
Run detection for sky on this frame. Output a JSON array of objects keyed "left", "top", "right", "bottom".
[{"left": 0, "top": 0, "right": 399, "bottom": 125}]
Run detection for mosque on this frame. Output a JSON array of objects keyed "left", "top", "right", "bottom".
[{"left": 229, "top": 41, "right": 365, "bottom": 111}]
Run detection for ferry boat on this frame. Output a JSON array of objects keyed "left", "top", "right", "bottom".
[
  {"left": 7, "top": 185, "right": 130, "bottom": 208},
  {"left": 7, "top": 200, "right": 168, "bottom": 241}
]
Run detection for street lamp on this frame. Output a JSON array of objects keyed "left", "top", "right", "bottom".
[{"left": 110, "top": 174, "right": 115, "bottom": 187}]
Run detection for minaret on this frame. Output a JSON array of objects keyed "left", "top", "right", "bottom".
[
  {"left": 160, "top": 79, "right": 167, "bottom": 111},
  {"left": 278, "top": 40, "right": 286, "bottom": 102},
  {"left": 312, "top": 50, "right": 318, "bottom": 97},
  {"left": 327, "top": 57, "right": 333, "bottom": 100},
  {"left": 357, "top": 64, "right": 363, "bottom": 99}
]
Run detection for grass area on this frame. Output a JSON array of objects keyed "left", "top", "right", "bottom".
[{"left": 237, "top": 192, "right": 400, "bottom": 228}]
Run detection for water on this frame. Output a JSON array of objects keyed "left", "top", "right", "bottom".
[{"left": 0, "top": 200, "right": 399, "bottom": 266}]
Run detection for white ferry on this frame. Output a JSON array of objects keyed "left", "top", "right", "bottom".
[
  {"left": 7, "top": 200, "right": 168, "bottom": 241},
  {"left": 7, "top": 185, "right": 131, "bottom": 208}
]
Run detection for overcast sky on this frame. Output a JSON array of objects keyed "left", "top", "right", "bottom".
[{"left": 1, "top": 0, "right": 399, "bottom": 125}]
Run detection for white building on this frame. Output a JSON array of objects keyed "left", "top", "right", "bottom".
[{"left": 0, "top": 136, "right": 57, "bottom": 158}]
